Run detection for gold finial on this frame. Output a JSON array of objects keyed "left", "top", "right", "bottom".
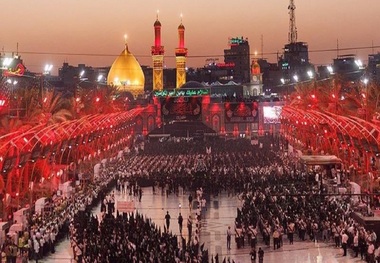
[
  {"left": 180, "top": 13, "right": 183, "bottom": 23},
  {"left": 124, "top": 34, "right": 128, "bottom": 52}
]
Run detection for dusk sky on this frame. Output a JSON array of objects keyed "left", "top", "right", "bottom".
[{"left": 2, "top": 0, "right": 379, "bottom": 74}]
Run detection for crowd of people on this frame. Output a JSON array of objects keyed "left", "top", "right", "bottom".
[
  {"left": 71, "top": 209, "right": 209, "bottom": 263},
  {"left": 1, "top": 159, "right": 117, "bottom": 262},
  {"left": 3, "top": 134, "right": 379, "bottom": 262}
]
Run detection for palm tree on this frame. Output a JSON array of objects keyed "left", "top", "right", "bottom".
[{"left": 38, "top": 90, "right": 73, "bottom": 125}]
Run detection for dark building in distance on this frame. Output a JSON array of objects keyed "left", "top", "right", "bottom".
[
  {"left": 332, "top": 55, "right": 364, "bottom": 80},
  {"left": 278, "top": 42, "right": 314, "bottom": 82},
  {"left": 186, "top": 60, "right": 234, "bottom": 84},
  {"left": 257, "top": 59, "right": 283, "bottom": 93},
  {"left": 224, "top": 37, "right": 251, "bottom": 84},
  {"left": 58, "top": 63, "right": 110, "bottom": 92},
  {"left": 368, "top": 53, "right": 380, "bottom": 84}
]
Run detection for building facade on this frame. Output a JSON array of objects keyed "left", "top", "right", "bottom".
[{"left": 224, "top": 37, "right": 251, "bottom": 84}]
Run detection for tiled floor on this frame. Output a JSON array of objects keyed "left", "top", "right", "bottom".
[{"left": 39, "top": 186, "right": 367, "bottom": 263}]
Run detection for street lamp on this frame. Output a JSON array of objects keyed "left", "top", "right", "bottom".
[
  {"left": 2, "top": 57, "right": 13, "bottom": 68},
  {"left": 293, "top": 75, "right": 299, "bottom": 82},
  {"left": 362, "top": 78, "right": 369, "bottom": 121},
  {"left": 307, "top": 70, "right": 314, "bottom": 79},
  {"left": 97, "top": 74, "right": 103, "bottom": 82},
  {"left": 44, "top": 64, "right": 53, "bottom": 75},
  {"left": 327, "top": 66, "right": 334, "bottom": 75},
  {"left": 280, "top": 78, "right": 285, "bottom": 85},
  {"left": 355, "top": 59, "right": 364, "bottom": 69}
]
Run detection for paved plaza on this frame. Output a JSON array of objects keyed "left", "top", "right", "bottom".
[{"left": 37, "top": 186, "right": 367, "bottom": 263}]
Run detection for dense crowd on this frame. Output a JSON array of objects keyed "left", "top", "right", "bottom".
[
  {"left": 71, "top": 210, "right": 208, "bottom": 263},
  {"left": 2, "top": 162, "right": 117, "bottom": 262},
  {"left": 3, "top": 134, "right": 379, "bottom": 262}
]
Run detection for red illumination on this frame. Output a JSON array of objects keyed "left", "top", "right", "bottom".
[{"left": 178, "top": 25, "right": 185, "bottom": 49}]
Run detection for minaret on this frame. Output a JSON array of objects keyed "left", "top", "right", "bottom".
[
  {"left": 175, "top": 14, "right": 188, "bottom": 88},
  {"left": 151, "top": 11, "right": 164, "bottom": 91}
]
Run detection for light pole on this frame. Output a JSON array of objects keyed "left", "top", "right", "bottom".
[{"left": 362, "top": 78, "right": 369, "bottom": 121}]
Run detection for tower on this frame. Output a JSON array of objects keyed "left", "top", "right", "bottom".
[
  {"left": 151, "top": 11, "right": 164, "bottom": 91},
  {"left": 245, "top": 52, "right": 263, "bottom": 96},
  {"left": 288, "top": 0, "right": 297, "bottom": 44},
  {"left": 175, "top": 15, "right": 188, "bottom": 88}
]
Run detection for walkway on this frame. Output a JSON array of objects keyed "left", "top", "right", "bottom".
[{"left": 38, "top": 186, "right": 365, "bottom": 263}]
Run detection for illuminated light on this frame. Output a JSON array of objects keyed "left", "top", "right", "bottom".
[
  {"left": 324, "top": 129, "right": 328, "bottom": 134},
  {"left": 6, "top": 79, "right": 12, "bottom": 84},
  {"left": 0, "top": 100, "right": 5, "bottom": 106},
  {"left": 43, "top": 97, "right": 48, "bottom": 103},
  {"left": 280, "top": 78, "right": 285, "bottom": 84},
  {"left": 15, "top": 192, "right": 19, "bottom": 197},
  {"left": 297, "top": 95, "right": 301, "bottom": 100},
  {"left": 97, "top": 74, "right": 103, "bottom": 82},
  {"left": 44, "top": 64, "right": 53, "bottom": 74},
  {"left": 362, "top": 78, "right": 369, "bottom": 85},
  {"left": 341, "top": 95, "right": 345, "bottom": 100},
  {"left": 76, "top": 97, "right": 81, "bottom": 102},
  {"left": 293, "top": 75, "right": 299, "bottom": 82},
  {"left": 95, "top": 97, "right": 100, "bottom": 102},
  {"left": 114, "top": 77, "right": 119, "bottom": 84},
  {"left": 355, "top": 59, "right": 363, "bottom": 68},
  {"left": 2, "top": 57, "right": 14, "bottom": 67},
  {"left": 327, "top": 66, "right": 333, "bottom": 74},
  {"left": 311, "top": 94, "right": 316, "bottom": 99},
  {"left": 307, "top": 70, "right": 313, "bottom": 79},
  {"left": 80, "top": 70, "right": 85, "bottom": 77},
  {"left": 23, "top": 137, "right": 28, "bottom": 143},
  {"left": 13, "top": 80, "right": 18, "bottom": 85},
  {"left": 332, "top": 94, "right": 336, "bottom": 99},
  {"left": 362, "top": 93, "right": 366, "bottom": 98},
  {"left": 0, "top": 156, "right": 3, "bottom": 162}
]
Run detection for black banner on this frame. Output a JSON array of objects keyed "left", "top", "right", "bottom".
[
  {"left": 224, "top": 102, "right": 259, "bottom": 123},
  {"left": 162, "top": 97, "right": 202, "bottom": 121}
]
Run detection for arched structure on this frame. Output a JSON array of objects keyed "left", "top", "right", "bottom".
[
  {"left": 281, "top": 105, "right": 380, "bottom": 174},
  {"left": 0, "top": 107, "right": 145, "bottom": 216}
]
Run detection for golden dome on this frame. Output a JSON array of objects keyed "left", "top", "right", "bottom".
[{"left": 107, "top": 44, "right": 145, "bottom": 97}]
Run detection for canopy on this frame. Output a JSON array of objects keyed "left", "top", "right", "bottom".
[{"left": 300, "top": 155, "right": 342, "bottom": 165}]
